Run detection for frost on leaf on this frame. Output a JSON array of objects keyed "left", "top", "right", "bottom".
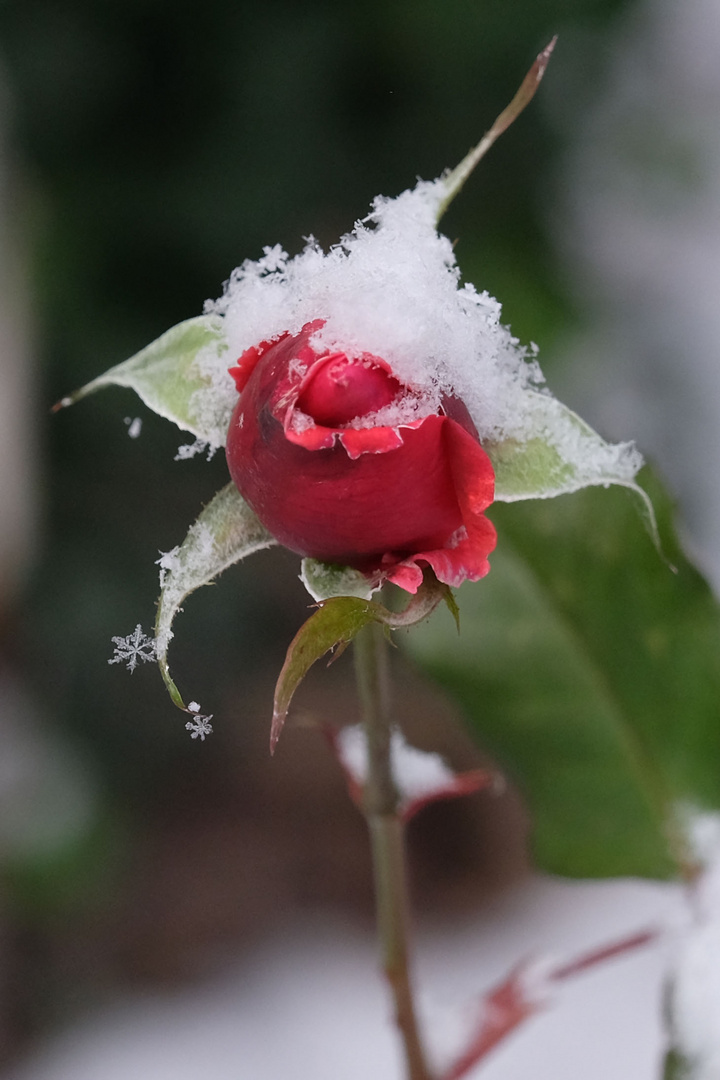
[
  {"left": 154, "top": 483, "right": 275, "bottom": 709},
  {"left": 174, "top": 437, "right": 217, "bottom": 462},
  {"left": 185, "top": 702, "right": 213, "bottom": 741},
  {"left": 108, "top": 625, "right": 157, "bottom": 673}
]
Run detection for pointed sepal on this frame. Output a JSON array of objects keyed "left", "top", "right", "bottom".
[
  {"left": 155, "top": 483, "right": 275, "bottom": 708},
  {"left": 54, "top": 315, "right": 235, "bottom": 447}
]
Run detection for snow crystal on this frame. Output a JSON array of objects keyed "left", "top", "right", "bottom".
[
  {"left": 124, "top": 416, "right": 142, "bottom": 439},
  {"left": 174, "top": 437, "right": 209, "bottom": 461},
  {"left": 108, "top": 625, "right": 157, "bottom": 673},
  {"left": 185, "top": 702, "right": 213, "bottom": 741},
  {"left": 156, "top": 546, "right": 182, "bottom": 589}
]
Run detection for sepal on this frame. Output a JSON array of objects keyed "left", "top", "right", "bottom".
[
  {"left": 54, "top": 315, "right": 235, "bottom": 447},
  {"left": 155, "top": 483, "right": 275, "bottom": 708}
]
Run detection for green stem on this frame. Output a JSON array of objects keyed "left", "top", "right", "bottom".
[{"left": 354, "top": 623, "right": 435, "bottom": 1080}]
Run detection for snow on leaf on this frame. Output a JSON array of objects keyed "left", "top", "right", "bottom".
[
  {"left": 487, "top": 391, "right": 645, "bottom": 504},
  {"left": 154, "top": 483, "right": 275, "bottom": 710},
  {"left": 334, "top": 725, "right": 498, "bottom": 821},
  {"left": 174, "top": 437, "right": 217, "bottom": 462},
  {"left": 108, "top": 624, "right": 157, "bottom": 673},
  {"left": 53, "top": 315, "right": 234, "bottom": 448}
]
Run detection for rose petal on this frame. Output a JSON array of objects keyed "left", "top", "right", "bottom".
[{"left": 385, "top": 418, "right": 496, "bottom": 591}]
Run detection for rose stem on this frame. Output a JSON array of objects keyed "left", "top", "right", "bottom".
[{"left": 354, "top": 621, "right": 435, "bottom": 1080}]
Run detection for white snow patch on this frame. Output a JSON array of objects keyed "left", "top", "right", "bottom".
[
  {"left": 205, "top": 180, "right": 549, "bottom": 448},
  {"left": 667, "top": 810, "right": 720, "bottom": 1079},
  {"left": 337, "top": 725, "right": 456, "bottom": 805},
  {"left": 2, "top": 878, "right": 681, "bottom": 1080}
]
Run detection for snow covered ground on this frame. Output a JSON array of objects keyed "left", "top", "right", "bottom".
[{"left": 1, "top": 875, "right": 683, "bottom": 1080}]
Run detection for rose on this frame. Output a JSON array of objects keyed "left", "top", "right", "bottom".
[{"left": 226, "top": 320, "right": 496, "bottom": 593}]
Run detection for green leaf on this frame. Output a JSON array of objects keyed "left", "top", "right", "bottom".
[
  {"left": 488, "top": 391, "right": 644, "bottom": 504},
  {"left": 155, "top": 483, "right": 275, "bottom": 708},
  {"left": 402, "top": 469, "right": 720, "bottom": 879},
  {"left": 272, "top": 596, "right": 383, "bottom": 751},
  {"left": 54, "top": 315, "right": 235, "bottom": 446}
]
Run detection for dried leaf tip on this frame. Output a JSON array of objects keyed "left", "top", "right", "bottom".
[{"left": 435, "top": 36, "right": 558, "bottom": 220}]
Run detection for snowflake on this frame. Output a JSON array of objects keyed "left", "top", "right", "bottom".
[
  {"left": 108, "top": 625, "right": 157, "bottom": 673},
  {"left": 185, "top": 701, "right": 213, "bottom": 741},
  {"left": 174, "top": 437, "right": 217, "bottom": 462},
  {"left": 156, "top": 545, "right": 181, "bottom": 587}
]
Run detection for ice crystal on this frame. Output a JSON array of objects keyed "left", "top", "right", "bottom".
[
  {"left": 124, "top": 416, "right": 142, "bottom": 438},
  {"left": 108, "top": 625, "right": 157, "bottom": 673},
  {"left": 185, "top": 702, "right": 213, "bottom": 740},
  {"left": 174, "top": 436, "right": 217, "bottom": 462}
]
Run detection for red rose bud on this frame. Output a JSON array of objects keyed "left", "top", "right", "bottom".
[{"left": 226, "top": 322, "right": 496, "bottom": 593}]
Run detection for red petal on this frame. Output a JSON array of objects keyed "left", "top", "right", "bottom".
[
  {"left": 297, "top": 352, "right": 400, "bottom": 427},
  {"left": 386, "top": 419, "right": 496, "bottom": 591},
  {"left": 339, "top": 425, "right": 405, "bottom": 459},
  {"left": 226, "top": 327, "right": 496, "bottom": 590},
  {"left": 228, "top": 336, "right": 286, "bottom": 394}
]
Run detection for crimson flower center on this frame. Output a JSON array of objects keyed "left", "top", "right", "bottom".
[{"left": 296, "top": 353, "right": 401, "bottom": 427}]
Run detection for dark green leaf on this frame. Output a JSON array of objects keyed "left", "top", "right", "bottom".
[{"left": 403, "top": 469, "right": 720, "bottom": 879}]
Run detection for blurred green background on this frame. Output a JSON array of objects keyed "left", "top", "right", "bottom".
[{"left": 0, "top": 0, "right": 670, "bottom": 1065}]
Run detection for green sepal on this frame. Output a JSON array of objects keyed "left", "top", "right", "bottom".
[
  {"left": 487, "top": 392, "right": 645, "bottom": 505},
  {"left": 272, "top": 597, "right": 384, "bottom": 751},
  {"left": 300, "top": 558, "right": 378, "bottom": 601},
  {"left": 155, "top": 483, "right": 275, "bottom": 708},
  {"left": 272, "top": 569, "right": 452, "bottom": 751},
  {"left": 54, "top": 315, "right": 235, "bottom": 447}
]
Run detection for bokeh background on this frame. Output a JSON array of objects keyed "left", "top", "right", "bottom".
[{"left": 0, "top": 0, "right": 716, "bottom": 1076}]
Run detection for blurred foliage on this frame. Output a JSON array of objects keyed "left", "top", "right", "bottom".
[{"left": 405, "top": 471, "right": 720, "bottom": 879}]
